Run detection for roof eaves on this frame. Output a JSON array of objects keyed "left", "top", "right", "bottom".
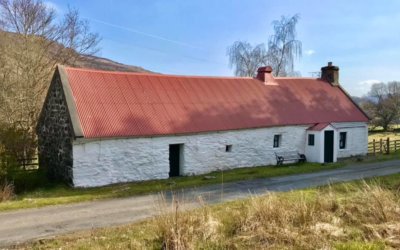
[
  {"left": 36, "top": 69, "right": 57, "bottom": 134},
  {"left": 307, "top": 123, "right": 331, "bottom": 131},
  {"left": 58, "top": 65, "right": 84, "bottom": 138},
  {"left": 337, "top": 85, "right": 371, "bottom": 121}
]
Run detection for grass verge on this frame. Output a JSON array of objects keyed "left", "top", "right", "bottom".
[
  {"left": 15, "top": 174, "right": 400, "bottom": 250},
  {"left": 1, "top": 161, "right": 343, "bottom": 212}
]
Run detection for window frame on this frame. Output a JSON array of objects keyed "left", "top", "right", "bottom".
[
  {"left": 339, "top": 132, "right": 347, "bottom": 149},
  {"left": 308, "top": 134, "right": 315, "bottom": 146},
  {"left": 273, "top": 134, "right": 281, "bottom": 148}
]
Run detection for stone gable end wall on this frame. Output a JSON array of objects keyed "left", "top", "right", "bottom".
[{"left": 37, "top": 72, "right": 74, "bottom": 184}]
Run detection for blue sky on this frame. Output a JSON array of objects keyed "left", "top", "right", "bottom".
[{"left": 48, "top": 0, "right": 400, "bottom": 97}]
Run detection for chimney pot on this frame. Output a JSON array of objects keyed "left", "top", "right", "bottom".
[
  {"left": 321, "top": 62, "right": 339, "bottom": 86},
  {"left": 256, "top": 66, "right": 276, "bottom": 85},
  {"left": 257, "top": 66, "right": 273, "bottom": 74}
]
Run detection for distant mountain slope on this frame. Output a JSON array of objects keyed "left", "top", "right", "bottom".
[
  {"left": 76, "top": 55, "right": 153, "bottom": 73},
  {"left": 0, "top": 30, "right": 153, "bottom": 73}
]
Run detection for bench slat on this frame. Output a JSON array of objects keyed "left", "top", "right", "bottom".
[{"left": 275, "top": 151, "right": 306, "bottom": 165}]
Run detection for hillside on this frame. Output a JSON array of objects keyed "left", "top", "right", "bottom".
[
  {"left": 0, "top": 30, "right": 152, "bottom": 73},
  {"left": 75, "top": 55, "right": 153, "bottom": 73}
]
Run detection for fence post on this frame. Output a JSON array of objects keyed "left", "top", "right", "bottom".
[
  {"left": 380, "top": 138, "right": 383, "bottom": 153},
  {"left": 372, "top": 139, "right": 375, "bottom": 155},
  {"left": 387, "top": 137, "right": 390, "bottom": 154},
  {"left": 395, "top": 140, "right": 398, "bottom": 152}
]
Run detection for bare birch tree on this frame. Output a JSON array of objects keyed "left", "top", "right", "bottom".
[
  {"left": 227, "top": 14, "right": 302, "bottom": 77},
  {"left": 226, "top": 41, "right": 268, "bottom": 77}
]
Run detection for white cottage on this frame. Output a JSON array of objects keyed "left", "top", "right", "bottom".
[{"left": 37, "top": 62, "right": 369, "bottom": 187}]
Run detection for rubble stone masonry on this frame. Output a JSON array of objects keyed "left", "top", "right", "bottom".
[{"left": 37, "top": 72, "right": 73, "bottom": 184}]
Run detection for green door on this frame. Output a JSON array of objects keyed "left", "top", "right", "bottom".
[
  {"left": 324, "top": 131, "right": 334, "bottom": 163},
  {"left": 169, "top": 144, "right": 181, "bottom": 177}
]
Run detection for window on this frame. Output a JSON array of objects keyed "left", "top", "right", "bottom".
[
  {"left": 339, "top": 132, "right": 347, "bottom": 149},
  {"left": 308, "top": 134, "right": 315, "bottom": 146},
  {"left": 225, "top": 145, "right": 232, "bottom": 152},
  {"left": 273, "top": 134, "right": 281, "bottom": 148}
]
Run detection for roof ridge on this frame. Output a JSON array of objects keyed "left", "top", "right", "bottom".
[
  {"left": 275, "top": 77, "right": 318, "bottom": 80},
  {"left": 63, "top": 65, "right": 254, "bottom": 80}
]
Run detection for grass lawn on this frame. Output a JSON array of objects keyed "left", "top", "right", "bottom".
[
  {"left": 17, "top": 173, "right": 400, "bottom": 250},
  {"left": 2, "top": 151, "right": 399, "bottom": 212}
]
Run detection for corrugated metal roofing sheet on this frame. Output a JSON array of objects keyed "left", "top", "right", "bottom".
[
  {"left": 63, "top": 67, "right": 369, "bottom": 138},
  {"left": 307, "top": 123, "right": 331, "bottom": 131}
]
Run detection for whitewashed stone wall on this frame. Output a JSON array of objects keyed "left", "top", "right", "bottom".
[
  {"left": 181, "top": 125, "right": 308, "bottom": 176},
  {"left": 72, "top": 138, "right": 170, "bottom": 187},
  {"left": 305, "top": 132, "right": 322, "bottom": 162},
  {"left": 332, "top": 122, "right": 369, "bottom": 158},
  {"left": 72, "top": 122, "right": 368, "bottom": 187},
  {"left": 305, "top": 122, "right": 368, "bottom": 163},
  {"left": 72, "top": 125, "right": 308, "bottom": 187}
]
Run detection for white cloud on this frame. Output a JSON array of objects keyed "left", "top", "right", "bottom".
[
  {"left": 358, "top": 79, "right": 381, "bottom": 88},
  {"left": 304, "top": 49, "right": 315, "bottom": 56},
  {"left": 353, "top": 79, "right": 382, "bottom": 96}
]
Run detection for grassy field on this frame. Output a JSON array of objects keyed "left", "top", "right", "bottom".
[
  {"left": 369, "top": 131, "right": 400, "bottom": 142},
  {"left": 16, "top": 173, "right": 400, "bottom": 250},
  {"left": 368, "top": 125, "right": 400, "bottom": 142}
]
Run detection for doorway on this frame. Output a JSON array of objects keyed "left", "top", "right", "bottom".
[
  {"left": 169, "top": 144, "right": 182, "bottom": 177},
  {"left": 324, "top": 130, "right": 334, "bottom": 163}
]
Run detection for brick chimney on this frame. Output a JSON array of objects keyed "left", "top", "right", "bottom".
[
  {"left": 256, "top": 66, "right": 277, "bottom": 85},
  {"left": 321, "top": 62, "right": 339, "bottom": 86}
]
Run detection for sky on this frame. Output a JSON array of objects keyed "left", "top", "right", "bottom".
[{"left": 47, "top": 0, "right": 400, "bottom": 97}]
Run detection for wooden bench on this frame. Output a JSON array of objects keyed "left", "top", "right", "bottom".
[{"left": 274, "top": 151, "right": 306, "bottom": 165}]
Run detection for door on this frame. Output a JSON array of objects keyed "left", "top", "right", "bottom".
[
  {"left": 324, "top": 130, "right": 334, "bottom": 163},
  {"left": 169, "top": 144, "right": 181, "bottom": 177}
]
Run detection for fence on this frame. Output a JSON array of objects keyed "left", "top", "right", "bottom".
[
  {"left": 368, "top": 138, "right": 400, "bottom": 155},
  {"left": 17, "top": 158, "right": 39, "bottom": 170}
]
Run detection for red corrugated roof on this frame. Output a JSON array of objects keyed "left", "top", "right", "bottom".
[
  {"left": 307, "top": 123, "right": 331, "bottom": 131},
  {"left": 63, "top": 67, "right": 369, "bottom": 138}
]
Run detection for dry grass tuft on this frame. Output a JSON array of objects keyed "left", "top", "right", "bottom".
[
  {"left": 0, "top": 181, "right": 14, "bottom": 202},
  {"left": 155, "top": 182, "right": 400, "bottom": 249},
  {"left": 154, "top": 195, "right": 223, "bottom": 249}
]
